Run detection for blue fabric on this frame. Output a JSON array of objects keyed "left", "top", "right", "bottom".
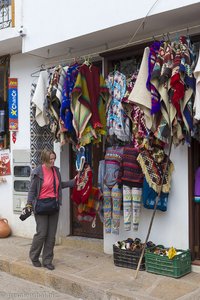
[
  {"left": 142, "top": 178, "right": 168, "bottom": 212},
  {"left": 84, "top": 143, "right": 92, "bottom": 166},
  {"left": 60, "top": 63, "right": 79, "bottom": 132}
]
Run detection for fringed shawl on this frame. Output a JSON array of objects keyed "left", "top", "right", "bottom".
[{"left": 137, "top": 149, "right": 174, "bottom": 193}]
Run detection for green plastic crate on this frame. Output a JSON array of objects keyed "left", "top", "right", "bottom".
[{"left": 145, "top": 249, "right": 191, "bottom": 278}]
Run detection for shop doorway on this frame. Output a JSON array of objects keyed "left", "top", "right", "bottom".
[
  {"left": 68, "top": 60, "right": 104, "bottom": 239},
  {"left": 70, "top": 142, "right": 104, "bottom": 239},
  {"left": 189, "top": 138, "right": 200, "bottom": 262}
]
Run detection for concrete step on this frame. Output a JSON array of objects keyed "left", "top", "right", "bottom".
[
  {"left": 1, "top": 237, "right": 200, "bottom": 300},
  {"left": 60, "top": 236, "right": 104, "bottom": 253}
]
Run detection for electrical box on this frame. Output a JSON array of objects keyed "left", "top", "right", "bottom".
[{"left": 13, "top": 149, "right": 31, "bottom": 213}]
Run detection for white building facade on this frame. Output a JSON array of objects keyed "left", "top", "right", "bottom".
[{"left": 0, "top": 0, "right": 200, "bottom": 257}]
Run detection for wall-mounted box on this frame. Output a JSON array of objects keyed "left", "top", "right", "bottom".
[{"left": 13, "top": 150, "right": 31, "bottom": 213}]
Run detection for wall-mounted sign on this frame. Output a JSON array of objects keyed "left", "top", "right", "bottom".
[{"left": 8, "top": 78, "right": 18, "bottom": 131}]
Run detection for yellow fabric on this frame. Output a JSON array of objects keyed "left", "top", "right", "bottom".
[{"left": 167, "top": 247, "right": 177, "bottom": 259}]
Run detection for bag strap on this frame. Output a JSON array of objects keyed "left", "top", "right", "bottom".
[{"left": 51, "top": 167, "right": 56, "bottom": 196}]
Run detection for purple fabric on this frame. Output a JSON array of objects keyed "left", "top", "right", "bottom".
[
  {"left": 146, "top": 41, "right": 162, "bottom": 115},
  {"left": 146, "top": 41, "right": 162, "bottom": 91},
  {"left": 195, "top": 167, "right": 200, "bottom": 196}
]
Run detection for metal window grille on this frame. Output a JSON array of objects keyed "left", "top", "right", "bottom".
[{"left": 0, "top": 0, "right": 12, "bottom": 29}]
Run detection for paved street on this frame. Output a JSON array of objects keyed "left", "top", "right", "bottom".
[{"left": 0, "top": 271, "right": 81, "bottom": 300}]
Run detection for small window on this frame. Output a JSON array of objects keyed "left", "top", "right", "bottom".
[
  {"left": 14, "top": 166, "right": 31, "bottom": 177},
  {"left": 14, "top": 180, "right": 30, "bottom": 192}
]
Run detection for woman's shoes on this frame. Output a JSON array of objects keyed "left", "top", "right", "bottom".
[
  {"left": 32, "top": 260, "right": 42, "bottom": 267},
  {"left": 31, "top": 260, "right": 55, "bottom": 270},
  {"left": 43, "top": 263, "right": 55, "bottom": 270}
]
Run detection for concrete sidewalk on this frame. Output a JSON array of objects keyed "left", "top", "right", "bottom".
[{"left": 0, "top": 236, "right": 200, "bottom": 300}]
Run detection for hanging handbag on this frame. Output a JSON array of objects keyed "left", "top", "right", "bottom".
[{"left": 35, "top": 168, "right": 59, "bottom": 215}]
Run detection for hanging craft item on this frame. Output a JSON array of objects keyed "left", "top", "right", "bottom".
[
  {"left": 71, "top": 63, "right": 109, "bottom": 146},
  {"left": 0, "top": 149, "right": 11, "bottom": 176},
  {"left": 75, "top": 146, "right": 85, "bottom": 171},
  {"left": 106, "top": 70, "right": 131, "bottom": 142},
  {"left": 137, "top": 148, "right": 174, "bottom": 194},
  {"left": 12, "top": 131, "right": 17, "bottom": 144},
  {"left": 77, "top": 186, "right": 103, "bottom": 223},
  {"left": 71, "top": 163, "right": 93, "bottom": 205}
]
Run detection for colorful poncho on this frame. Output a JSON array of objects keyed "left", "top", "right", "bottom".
[
  {"left": 137, "top": 149, "right": 174, "bottom": 193},
  {"left": 71, "top": 64, "right": 109, "bottom": 141},
  {"left": 60, "top": 63, "right": 79, "bottom": 132}
]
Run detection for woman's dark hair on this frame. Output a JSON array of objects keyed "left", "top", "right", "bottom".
[{"left": 40, "top": 149, "right": 56, "bottom": 164}]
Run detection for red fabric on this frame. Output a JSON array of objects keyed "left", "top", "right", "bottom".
[
  {"left": 77, "top": 187, "right": 103, "bottom": 222},
  {"left": 77, "top": 64, "right": 103, "bottom": 129},
  {"left": 71, "top": 164, "right": 93, "bottom": 205},
  {"left": 170, "top": 73, "right": 184, "bottom": 118}
]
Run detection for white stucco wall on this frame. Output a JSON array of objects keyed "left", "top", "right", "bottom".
[
  {"left": 21, "top": 0, "right": 200, "bottom": 53},
  {"left": 104, "top": 145, "right": 189, "bottom": 254},
  {"left": 0, "top": 53, "right": 71, "bottom": 239},
  {"left": 1, "top": 53, "right": 45, "bottom": 238}
]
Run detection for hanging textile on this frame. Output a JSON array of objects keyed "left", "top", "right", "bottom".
[
  {"left": 32, "top": 70, "right": 50, "bottom": 127},
  {"left": 106, "top": 70, "right": 131, "bottom": 142},
  {"left": 44, "top": 65, "right": 68, "bottom": 141},
  {"left": 194, "top": 166, "right": 200, "bottom": 203},
  {"left": 147, "top": 40, "right": 163, "bottom": 114},
  {"left": 121, "top": 70, "right": 150, "bottom": 149},
  {"left": 60, "top": 63, "right": 79, "bottom": 133},
  {"left": 142, "top": 177, "right": 169, "bottom": 211},
  {"left": 71, "top": 64, "right": 109, "bottom": 145},
  {"left": 77, "top": 187, "right": 103, "bottom": 222},
  {"left": 104, "top": 146, "right": 124, "bottom": 188},
  {"left": 137, "top": 148, "right": 174, "bottom": 193},
  {"left": 128, "top": 47, "right": 154, "bottom": 130},
  {"left": 30, "top": 83, "right": 54, "bottom": 169},
  {"left": 129, "top": 36, "right": 196, "bottom": 146},
  {"left": 193, "top": 48, "right": 200, "bottom": 120},
  {"left": 71, "top": 163, "right": 93, "bottom": 205}
]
